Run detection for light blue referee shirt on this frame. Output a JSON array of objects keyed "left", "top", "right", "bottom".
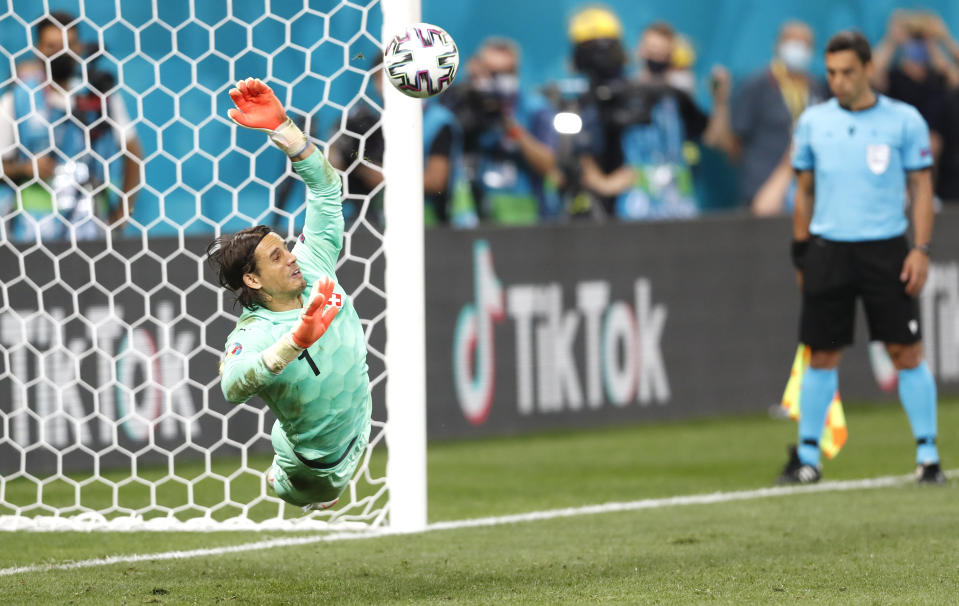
[{"left": 791, "top": 95, "right": 932, "bottom": 241}]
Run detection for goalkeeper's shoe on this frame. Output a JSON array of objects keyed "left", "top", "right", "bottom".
[
  {"left": 916, "top": 462, "right": 946, "bottom": 485},
  {"left": 776, "top": 444, "right": 822, "bottom": 485},
  {"left": 302, "top": 498, "right": 339, "bottom": 513}
]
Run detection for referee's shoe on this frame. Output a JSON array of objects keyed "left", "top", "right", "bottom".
[
  {"left": 916, "top": 462, "right": 947, "bottom": 485},
  {"left": 776, "top": 445, "right": 822, "bottom": 484}
]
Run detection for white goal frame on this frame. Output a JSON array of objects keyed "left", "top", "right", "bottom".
[{"left": 382, "top": 0, "right": 428, "bottom": 533}]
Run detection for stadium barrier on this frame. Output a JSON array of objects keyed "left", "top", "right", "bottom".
[{"left": 427, "top": 211, "right": 959, "bottom": 438}]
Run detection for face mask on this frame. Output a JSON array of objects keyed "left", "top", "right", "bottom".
[
  {"left": 645, "top": 58, "right": 670, "bottom": 75},
  {"left": 573, "top": 38, "right": 625, "bottom": 82},
  {"left": 778, "top": 40, "right": 812, "bottom": 73},
  {"left": 489, "top": 72, "right": 519, "bottom": 96},
  {"left": 48, "top": 53, "right": 77, "bottom": 82}
]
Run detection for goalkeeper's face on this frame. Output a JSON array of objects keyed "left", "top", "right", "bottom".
[{"left": 246, "top": 232, "right": 307, "bottom": 307}]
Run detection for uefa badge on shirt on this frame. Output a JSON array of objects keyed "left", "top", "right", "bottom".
[
  {"left": 219, "top": 342, "right": 243, "bottom": 375},
  {"left": 866, "top": 144, "right": 891, "bottom": 175}
]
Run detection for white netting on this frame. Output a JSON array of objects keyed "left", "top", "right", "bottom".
[{"left": 0, "top": 0, "right": 395, "bottom": 531}]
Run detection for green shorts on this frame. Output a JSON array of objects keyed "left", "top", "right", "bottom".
[{"left": 269, "top": 420, "right": 370, "bottom": 507}]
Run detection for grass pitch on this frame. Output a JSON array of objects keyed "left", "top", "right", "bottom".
[{"left": 2, "top": 397, "right": 958, "bottom": 605}]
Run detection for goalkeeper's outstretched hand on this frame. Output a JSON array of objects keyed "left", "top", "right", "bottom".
[
  {"left": 291, "top": 277, "right": 340, "bottom": 349},
  {"left": 227, "top": 77, "right": 310, "bottom": 157},
  {"left": 228, "top": 78, "right": 285, "bottom": 131}
]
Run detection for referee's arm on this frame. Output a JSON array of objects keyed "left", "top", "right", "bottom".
[
  {"left": 791, "top": 170, "right": 815, "bottom": 288},
  {"left": 793, "top": 170, "right": 815, "bottom": 242},
  {"left": 790, "top": 109, "right": 816, "bottom": 287},
  {"left": 902, "top": 168, "right": 934, "bottom": 296}
]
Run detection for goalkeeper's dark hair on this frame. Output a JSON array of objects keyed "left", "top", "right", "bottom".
[{"left": 206, "top": 225, "right": 272, "bottom": 311}]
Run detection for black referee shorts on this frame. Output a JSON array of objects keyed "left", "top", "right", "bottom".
[{"left": 800, "top": 235, "right": 921, "bottom": 350}]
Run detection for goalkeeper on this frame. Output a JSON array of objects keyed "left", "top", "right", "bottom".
[{"left": 208, "top": 78, "right": 371, "bottom": 510}]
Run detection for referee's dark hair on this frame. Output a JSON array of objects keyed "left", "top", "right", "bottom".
[{"left": 825, "top": 31, "right": 872, "bottom": 65}]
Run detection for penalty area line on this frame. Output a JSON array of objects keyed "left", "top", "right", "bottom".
[{"left": 0, "top": 469, "right": 947, "bottom": 577}]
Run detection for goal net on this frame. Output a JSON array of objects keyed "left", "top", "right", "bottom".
[{"left": 0, "top": 0, "right": 426, "bottom": 531}]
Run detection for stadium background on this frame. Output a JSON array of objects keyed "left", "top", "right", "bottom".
[{"left": 1, "top": 0, "right": 957, "bottom": 237}]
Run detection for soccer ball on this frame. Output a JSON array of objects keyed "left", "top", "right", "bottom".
[{"left": 383, "top": 23, "right": 459, "bottom": 98}]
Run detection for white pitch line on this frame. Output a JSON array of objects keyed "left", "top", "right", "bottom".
[
  {"left": 0, "top": 529, "right": 393, "bottom": 578},
  {"left": 0, "top": 469, "right": 948, "bottom": 578}
]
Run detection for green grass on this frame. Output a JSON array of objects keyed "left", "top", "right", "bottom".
[
  {"left": 1, "top": 398, "right": 958, "bottom": 605},
  {"left": 0, "top": 447, "right": 389, "bottom": 524}
]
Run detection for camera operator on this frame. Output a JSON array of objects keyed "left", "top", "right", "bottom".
[
  {"left": 572, "top": 14, "right": 730, "bottom": 221},
  {"left": 314, "top": 56, "right": 475, "bottom": 229},
  {"left": 442, "top": 37, "right": 558, "bottom": 225},
  {"left": 0, "top": 11, "right": 142, "bottom": 241}
]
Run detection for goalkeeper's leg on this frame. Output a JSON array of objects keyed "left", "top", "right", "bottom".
[{"left": 268, "top": 420, "right": 370, "bottom": 509}]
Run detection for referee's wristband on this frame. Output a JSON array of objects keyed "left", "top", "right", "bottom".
[
  {"left": 791, "top": 239, "right": 810, "bottom": 270},
  {"left": 914, "top": 243, "right": 931, "bottom": 256}
]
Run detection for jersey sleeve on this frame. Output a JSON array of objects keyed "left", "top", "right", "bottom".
[
  {"left": 675, "top": 88, "right": 708, "bottom": 140},
  {"left": 901, "top": 108, "right": 933, "bottom": 171},
  {"left": 107, "top": 94, "right": 138, "bottom": 147},
  {"left": 428, "top": 124, "right": 453, "bottom": 157},
  {"left": 219, "top": 321, "right": 282, "bottom": 404},
  {"left": 290, "top": 149, "right": 344, "bottom": 279},
  {"left": 791, "top": 111, "right": 814, "bottom": 171}
]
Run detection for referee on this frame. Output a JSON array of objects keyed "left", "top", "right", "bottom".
[{"left": 779, "top": 31, "right": 945, "bottom": 485}]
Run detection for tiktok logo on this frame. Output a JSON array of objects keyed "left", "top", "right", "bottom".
[
  {"left": 452, "top": 240, "right": 505, "bottom": 425},
  {"left": 452, "top": 239, "right": 671, "bottom": 426}
]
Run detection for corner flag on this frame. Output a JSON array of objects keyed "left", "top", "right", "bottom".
[{"left": 781, "top": 344, "right": 848, "bottom": 458}]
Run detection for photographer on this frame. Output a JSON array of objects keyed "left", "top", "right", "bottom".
[
  {"left": 0, "top": 11, "right": 142, "bottom": 241},
  {"left": 443, "top": 38, "right": 558, "bottom": 225},
  {"left": 326, "top": 60, "right": 385, "bottom": 226},
  {"left": 318, "top": 56, "right": 474, "bottom": 228},
  {"left": 572, "top": 15, "right": 730, "bottom": 221},
  {"left": 872, "top": 9, "right": 959, "bottom": 192}
]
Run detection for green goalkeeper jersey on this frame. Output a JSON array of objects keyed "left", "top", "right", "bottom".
[{"left": 219, "top": 151, "right": 371, "bottom": 462}]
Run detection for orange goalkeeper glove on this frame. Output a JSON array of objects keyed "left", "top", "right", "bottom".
[
  {"left": 227, "top": 77, "right": 308, "bottom": 156},
  {"left": 291, "top": 277, "right": 340, "bottom": 348},
  {"left": 260, "top": 277, "right": 341, "bottom": 374}
]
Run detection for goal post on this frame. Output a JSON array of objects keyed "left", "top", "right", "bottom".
[
  {"left": 382, "top": 0, "right": 428, "bottom": 532},
  {"left": 0, "top": 0, "right": 427, "bottom": 532}
]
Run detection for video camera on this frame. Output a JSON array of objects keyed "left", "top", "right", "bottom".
[
  {"left": 541, "top": 74, "right": 669, "bottom": 219},
  {"left": 454, "top": 72, "right": 520, "bottom": 139}
]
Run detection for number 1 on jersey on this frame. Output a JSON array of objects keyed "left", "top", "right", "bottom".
[{"left": 298, "top": 349, "right": 320, "bottom": 376}]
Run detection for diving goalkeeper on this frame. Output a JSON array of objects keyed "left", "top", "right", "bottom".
[{"left": 208, "top": 78, "right": 371, "bottom": 510}]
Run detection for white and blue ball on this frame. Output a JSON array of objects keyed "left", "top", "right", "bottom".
[{"left": 383, "top": 23, "right": 459, "bottom": 99}]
